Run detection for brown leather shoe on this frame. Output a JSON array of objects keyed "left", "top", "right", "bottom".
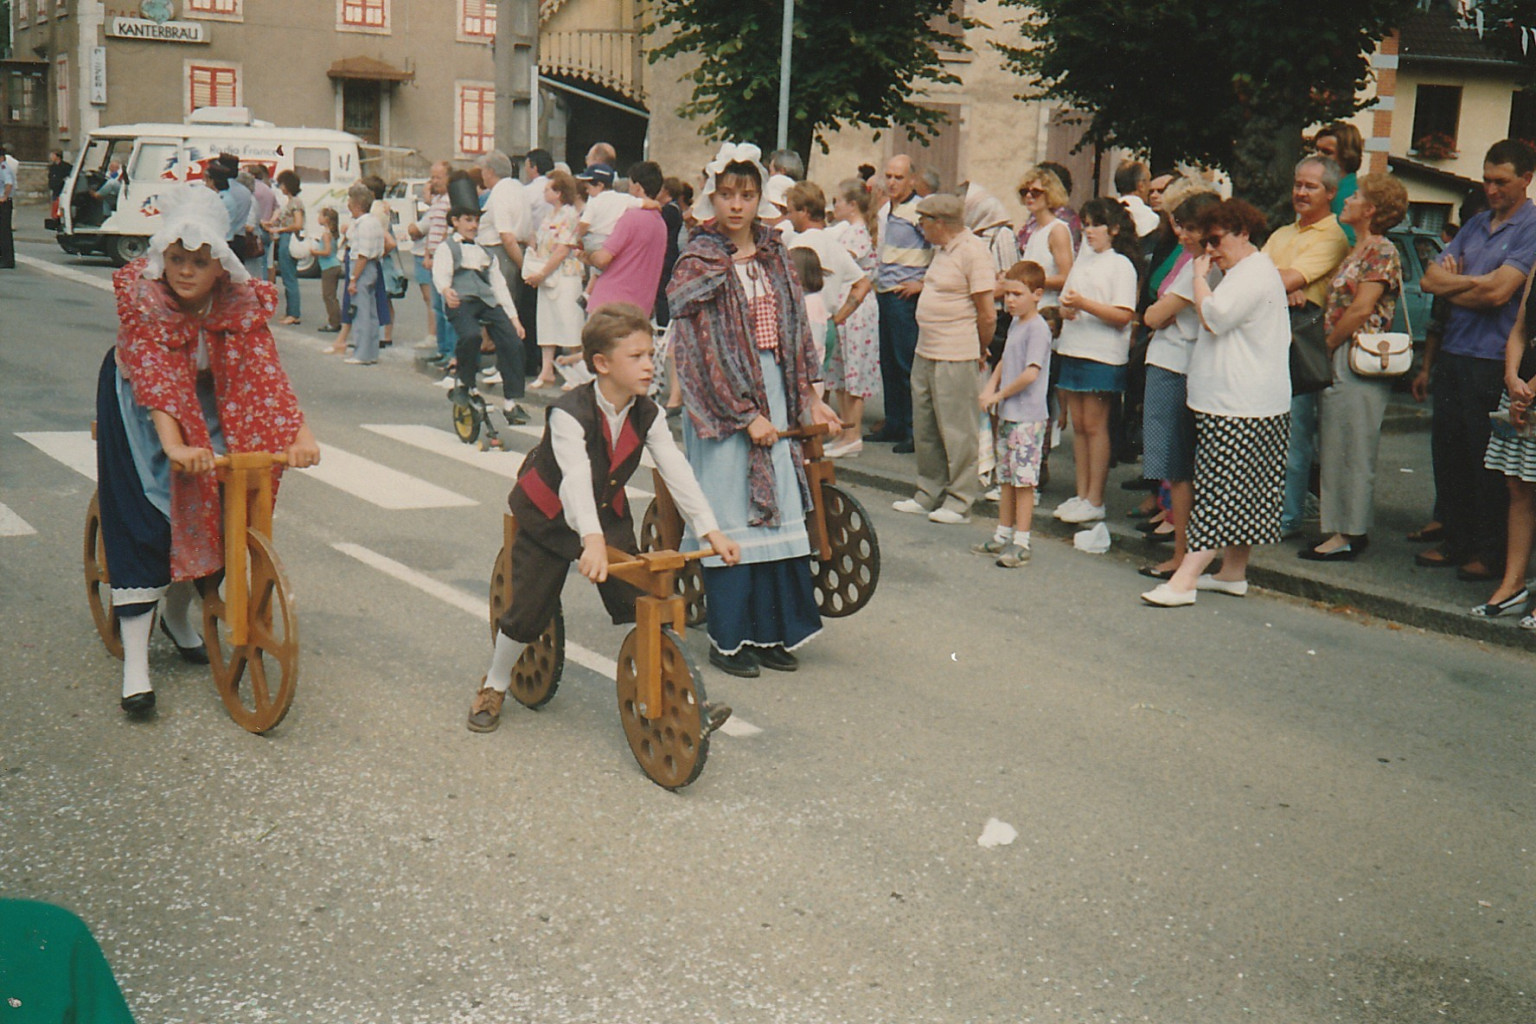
[{"left": 466, "top": 682, "right": 506, "bottom": 733}]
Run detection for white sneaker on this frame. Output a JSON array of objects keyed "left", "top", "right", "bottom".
[
  {"left": 436, "top": 375, "right": 457, "bottom": 388},
  {"left": 414, "top": 339, "right": 439, "bottom": 352},
  {"left": 1141, "top": 583, "right": 1195, "bottom": 607},
  {"left": 928, "top": 507, "right": 970, "bottom": 525},
  {"left": 892, "top": 498, "right": 929, "bottom": 515},
  {"left": 481, "top": 369, "right": 503, "bottom": 385},
  {"left": 1059, "top": 501, "right": 1106, "bottom": 524},
  {"left": 983, "top": 486, "right": 1001, "bottom": 502},
  {"left": 1195, "top": 574, "right": 1249, "bottom": 597},
  {"left": 1052, "top": 496, "right": 1087, "bottom": 520}
]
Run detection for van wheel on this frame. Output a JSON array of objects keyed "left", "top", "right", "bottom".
[{"left": 109, "top": 235, "right": 150, "bottom": 267}]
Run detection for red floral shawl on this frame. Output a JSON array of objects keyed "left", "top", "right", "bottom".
[
  {"left": 666, "top": 225, "right": 817, "bottom": 527},
  {"left": 112, "top": 259, "right": 304, "bottom": 580}
]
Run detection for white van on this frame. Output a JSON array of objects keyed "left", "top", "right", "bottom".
[{"left": 55, "top": 107, "right": 364, "bottom": 266}]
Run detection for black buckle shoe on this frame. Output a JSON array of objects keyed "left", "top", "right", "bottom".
[
  {"left": 756, "top": 646, "right": 798, "bottom": 672},
  {"left": 120, "top": 691, "right": 156, "bottom": 717},
  {"left": 708, "top": 647, "right": 760, "bottom": 678}
]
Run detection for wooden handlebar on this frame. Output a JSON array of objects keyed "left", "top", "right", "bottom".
[
  {"left": 604, "top": 545, "right": 718, "bottom": 576},
  {"left": 213, "top": 452, "right": 290, "bottom": 469},
  {"left": 778, "top": 422, "right": 832, "bottom": 441}
]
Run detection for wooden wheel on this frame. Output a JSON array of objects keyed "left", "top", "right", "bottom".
[
  {"left": 489, "top": 543, "right": 513, "bottom": 643},
  {"left": 812, "top": 483, "right": 881, "bottom": 617},
  {"left": 616, "top": 626, "right": 710, "bottom": 790},
  {"left": 638, "top": 501, "right": 707, "bottom": 626},
  {"left": 509, "top": 606, "right": 565, "bottom": 709},
  {"left": 83, "top": 491, "right": 123, "bottom": 659},
  {"left": 452, "top": 395, "right": 480, "bottom": 444},
  {"left": 204, "top": 528, "right": 299, "bottom": 734}
]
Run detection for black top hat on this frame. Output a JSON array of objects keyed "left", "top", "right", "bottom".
[{"left": 447, "top": 175, "right": 480, "bottom": 217}]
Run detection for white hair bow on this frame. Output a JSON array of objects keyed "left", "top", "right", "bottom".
[{"left": 695, "top": 142, "right": 769, "bottom": 222}]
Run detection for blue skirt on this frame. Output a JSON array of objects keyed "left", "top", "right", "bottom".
[
  {"left": 1056, "top": 353, "right": 1127, "bottom": 394},
  {"left": 1141, "top": 364, "right": 1196, "bottom": 482}
]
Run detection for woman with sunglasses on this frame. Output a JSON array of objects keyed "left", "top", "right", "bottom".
[
  {"left": 1141, "top": 198, "right": 1291, "bottom": 606},
  {"left": 1018, "top": 167, "right": 1075, "bottom": 310}
]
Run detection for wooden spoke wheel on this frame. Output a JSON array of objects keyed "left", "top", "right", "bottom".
[
  {"left": 508, "top": 606, "right": 565, "bottom": 710},
  {"left": 812, "top": 483, "right": 881, "bottom": 617},
  {"left": 451, "top": 396, "right": 480, "bottom": 444},
  {"left": 83, "top": 492, "right": 123, "bottom": 659},
  {"left": 203, "top": 529, "right": 299, "bottom": 734},
  {"left": 488, "top": 544, "right": 513, "bottom": 643},
  {"left": 638, "top": 502, "right": 708, "bottom": 626},
  {"left": 616, "top": 626, "right": 711, "bottom": 790}
]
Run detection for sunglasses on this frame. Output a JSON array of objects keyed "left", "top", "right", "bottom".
[
  {"left": 1019, "top": 187, "right": 1046, "bottom": 199},
  {"left": 1202, "top": 234, "right": 1228, "bottom": 249}
]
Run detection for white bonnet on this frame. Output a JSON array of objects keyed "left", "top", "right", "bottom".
[
  {"left": 693, "top": 142, "right": 769, "bottom": 222},
  {"left": 141, "top": 183, "right": 250, "bottom": 283}
]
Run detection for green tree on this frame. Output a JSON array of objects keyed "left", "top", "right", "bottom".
[
  {"left": 646, "top": 0, "right": 970, "bottom": 162},
  {"left": 995, "top": 0, "right": 1415, "bottom": 213}
]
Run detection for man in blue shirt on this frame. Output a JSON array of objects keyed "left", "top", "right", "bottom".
[
  {"left": 1420, "top": 138, "right": 1536, "bottom": 578},
  {"left": 868, "top": 154, "right": 933, "bottom": 453},
  {"left": 0, "top": 143, "right": 15, "bottom": 270}
]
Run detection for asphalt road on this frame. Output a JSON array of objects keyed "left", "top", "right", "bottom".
[{"left": 2, "top": 233, "right": 1533, "bottom": 1023}]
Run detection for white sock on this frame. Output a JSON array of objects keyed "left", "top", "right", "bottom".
[
  {"left": 120, "top": 612, "right": 154, "bottom": 699},
  {"left": 485, "top": 632, "right": 520, "bottom": 693},
  {"left": 1014, "top": 530, "right": 1032, "bottom": 548},
  {"left": 993, "top": 525, "right": 1011, "bottom": 545},
  {"left": 160, "top": 582, "right": 202, "bottom": 648}
]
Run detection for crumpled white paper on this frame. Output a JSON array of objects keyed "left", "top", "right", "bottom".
[
  {"left": 1073, "top": 522, "right": 1111, "bottom": 554},
  {"left": 977, "top": 817, "right": 1018, "bottom": 848}
]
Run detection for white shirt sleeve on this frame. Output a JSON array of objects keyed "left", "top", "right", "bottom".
[
  {"left": 432, "top": 240, "right": 455, "bottom": 294},
  {"left": 549, "top": 409, "right": 604, "bottom": 540},
  {"left": 644, "top": 413, "right": 720, "bottom": 539}
]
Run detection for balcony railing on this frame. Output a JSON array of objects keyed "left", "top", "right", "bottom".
[{"left": 540, "top": 29, "right": 644, "bottom": 102}]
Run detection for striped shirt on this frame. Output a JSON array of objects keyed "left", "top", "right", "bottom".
[
  {"left": 415, "top": 192, "right": 451, "bottom": 257},
  {"left": 876, "top": 197, "right": 932, "bottom": 292}
]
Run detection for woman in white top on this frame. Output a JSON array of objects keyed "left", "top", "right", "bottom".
[
  {"left": 1051, "top": 198, "right": 1140, "bottom": 525},
  {"left": 1142, "top": 199, "right": 1291, "bottom": 607},
  {"left": 1017, "top": 166, "right": 1074, "bottom": 309},
  {"left": 522, "top": 168, "right": 586, "bottom": 387},
  {"left": 1137, "top": 188, "right": 1221, "bottom": 578}
]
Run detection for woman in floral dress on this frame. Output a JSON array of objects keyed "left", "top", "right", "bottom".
[{"left": 824, "top": 178, "right": 881, "bottom": 455}]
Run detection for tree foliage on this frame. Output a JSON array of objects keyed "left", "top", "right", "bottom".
[
  {"left": 995, "top": 0, "right": 1416, "bottom": 209},
  {"left": 646, "top": 0, "right": 970, "bottom": 162}
]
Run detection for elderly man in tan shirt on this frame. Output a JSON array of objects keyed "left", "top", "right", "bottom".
[{"left": 892, "top": 194, "right": 998, "bottom": 524}]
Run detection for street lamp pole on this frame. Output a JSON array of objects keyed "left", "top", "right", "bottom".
[
  {"left": 496, "top": 0, "right": 537, "bottom": 157},
  {"left": 775, "top": 0, "right": 793, "bottom": 153}
]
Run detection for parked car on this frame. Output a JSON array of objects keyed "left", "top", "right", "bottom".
[{"left": 1386, "top": 224, "right": 1443, "bottom": 344}]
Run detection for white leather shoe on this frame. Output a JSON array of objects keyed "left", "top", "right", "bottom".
[
  {"left": 892, "top": 498, "right": 929, "bottom": 515},
  {"left": 1059, "top": 502, "right": 1106, "bottom": 524},
  {"left": 1140, "top": 583, "right": 1195, "bottom": 607},
  {"left": 1052, "top": 496, "right": 1087, "bottom": 520},
  {"left": 1195, "top": 574, "right": 1249, "bottom": 597},
  {"left": 928, "top": 508, "right": 970, "bottom": 525}
]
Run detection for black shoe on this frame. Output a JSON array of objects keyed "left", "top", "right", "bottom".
[
  {"left": 1137, "top": 565, "right": 1174, "bottom": 581},
  {"left": 756, "top": 646, "right": 799, "bottom": 672},
  {"left": 864, "top": 426, "right": 904, "bottom": 443},
  {"left": 709, "top": 647, "right": 760, "bottom": 678},
  {"left": 318, "top": 324, "right": 341, "bottom": 334},
  {"left": 504, "top": 404, "right": 529, "bottom": 426},
  {"left": 892, "top": 438, "right": 915, "bottom": 454},
  {"left": 704, "top": 702, "right": 733, "bottom": 733},
  {"left": 158, "top": 617, "right": 210, "bottom": 665},
  {"left": 120, "top": 691, "right": 156, "bottom": 717}
]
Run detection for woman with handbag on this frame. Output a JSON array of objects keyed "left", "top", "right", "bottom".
[
  {"left": 264, "top": 170, "right": 306, "bottom": 325},
  {"left": 1302, "top": 174, "right": 1409, "bottom": 561},
  {"left": 1473, "top": 274, "right": 1536, "bottom": 624}
]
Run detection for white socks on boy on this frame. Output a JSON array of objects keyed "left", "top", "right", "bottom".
[{"left": 485, "top": 632, "right": 520, "bottom": 693}]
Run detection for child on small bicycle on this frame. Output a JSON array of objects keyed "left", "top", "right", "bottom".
[
  {"left": 96, "top": 184, "right": 320, "bottom": 718},
  {"left": 466, "top": 304, "right": 740, "bottom": 733},
  {"left": 432, "top": 181, "right": 529, "bottom": 425}
]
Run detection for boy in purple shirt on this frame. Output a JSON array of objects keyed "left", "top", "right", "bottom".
[
  {"left": 975, "top": 261, "right": 1053, "bottom": 567},
  {"left": 588, "top": 161, "right": 668, "bottom": 318}
]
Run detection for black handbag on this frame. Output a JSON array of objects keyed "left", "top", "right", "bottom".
[{"left": 1288, "top": 301, "right": 1331, "bottom": 395}]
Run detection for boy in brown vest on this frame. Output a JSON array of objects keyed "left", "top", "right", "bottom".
[{"left": 468, "top": 303, "right": 740, "bottom": 732}]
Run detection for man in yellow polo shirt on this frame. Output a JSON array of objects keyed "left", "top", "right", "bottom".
[{"left": 1263, "top": 155, "right": 1350, "bottom": 538}]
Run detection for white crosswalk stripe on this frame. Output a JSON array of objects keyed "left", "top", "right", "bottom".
[
  {"left": 17, "top": 431, "right": 97, "bottom": 482},
  {"left": 0, "top": 502, "right": 38, "bottom": 537},
  {"left": 305, "top": 442, "right": 478, "bottom": 509},
  {"left": 362, "top": 422, "right": 654, "bottom": 499},
  {"left": 331, "top": 540, "right": 761, "bottom": 736}
]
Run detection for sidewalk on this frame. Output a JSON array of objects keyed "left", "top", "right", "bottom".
[{"left": 413, "top": 343, "right": 1529, "bottom": 652}]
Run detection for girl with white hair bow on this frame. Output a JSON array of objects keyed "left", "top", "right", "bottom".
[
  {"left": 95, "top": 184, "right": 320, "bottom": 717},
  {"left": 667, "top": 143, "right": 841, "bottom": 677}
]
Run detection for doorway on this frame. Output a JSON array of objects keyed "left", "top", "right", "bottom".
[{"left": 342, "top": 81, "right": 381, "bottom": 144}]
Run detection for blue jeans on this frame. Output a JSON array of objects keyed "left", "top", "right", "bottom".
[
  {"left": 1281, "top": 391, "right": 1318, "bottom": 532},
  {"left": 875, "top": 290, "right": 919, "bottom": 438},
  {"left": 276, "top": 238, "right": 300, "bottom": 319},
  {"left": 433, "top": 286, "right": 457, "bottom": 360}
]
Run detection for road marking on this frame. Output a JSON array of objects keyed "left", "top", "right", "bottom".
[
  {"left": 331, "top": 540, "right": 759, "bottom": 736},
  {"left": 302, "top": 443, "right": 477, "bottom": 509},
  {"left": 16, "top": 431, "right": 97, "bottom": 481},
  {"left": 0, "top": 503, "right": 38, "bottom": 537},
  {"left": 361, "top": 422, "right": 653, "bottom": 499},
  {"left": 16, "top": 254, "right": 114, "bottom": 294}
]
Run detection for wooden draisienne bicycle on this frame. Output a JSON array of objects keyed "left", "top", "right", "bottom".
[{"left": 85, "top": 450, "right": 303, "bottom": 733}]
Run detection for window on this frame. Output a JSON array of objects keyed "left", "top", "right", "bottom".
[
  {"left": 460, "top": 0, "right": 497, "bottom": 40},
  {"left": 7, "top": 68, "right": 46, "bottom": 125},
  {"left": 55, "top": 55, "right": 69, "bottom": 136},
  {"left": 186, "top": 61, "right": 241, "bottom": 114},
  {"left": 36, "top": 0, "right": 47, "bottom": 22},
  {"left": 130, "top": 141, "right": 179, "bottom": 185},
  {"left": 16, "top": 0, "right": 28, "bottom": 28},
  {"left": 294, "top": 147, "right": 332, "bottom": 184},
  {"left": 456, "top": 82, "right": 494, "bottom": 157},
  {"left": 339, "top": 0, "right": 389, "bottom": 32},
  {"left": 185, "top": 0, "right": 244, "bottom": 21},
  {"left": 1510, "top": 90, "right": 1536, "bottom": 149},
  {"left": 1410, "top": 84, "right": 1462, "bottom": 157}
]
